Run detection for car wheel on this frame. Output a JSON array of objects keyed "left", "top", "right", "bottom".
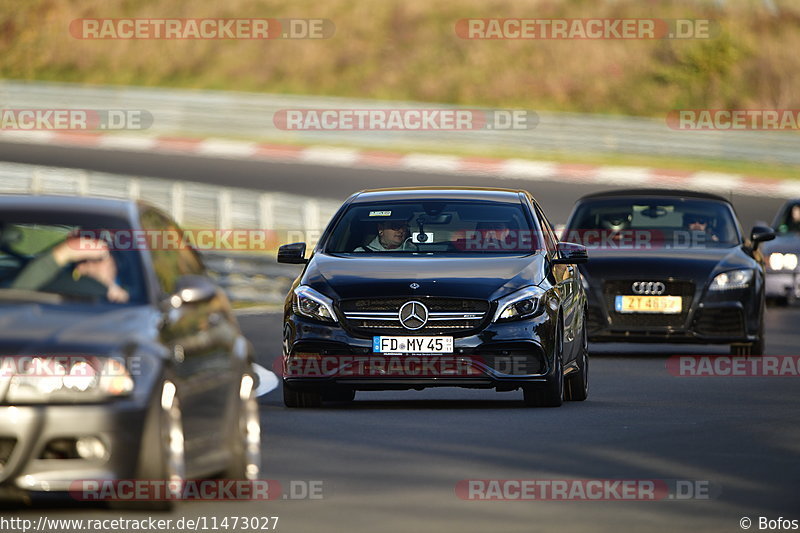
[
  {"left": 523, "top": 322, "right": 564, "bottom": 408},
  {"left": 283, "top": 382, "right": 322, "bottom": 408},
  {"left": 565, "top": 322, "right": 589, "bottom": 402},
  {"left": 223, "top": 374, "right": 261, "bottom": 480},
  {"left": 323, "top": 387, "right": 356, "bottom": 403},
  {"left": 116, "top": 379, "right": 185, "bottom": 511}
]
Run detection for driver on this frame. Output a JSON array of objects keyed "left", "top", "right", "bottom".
[
  {"left": 11, "top": 236, "right": 130, "bottom": 302},
  {"left": 780, "top": 204, "right": 800, "bottom": 233},
  {"left": 355, "top": 218, "right": 415, "bottom": 251},
  {"left": 684, "top": 213, "right": 719, "bottom": 242}
]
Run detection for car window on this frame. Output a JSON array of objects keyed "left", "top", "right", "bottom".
[
  {"left": 0, "top": 216, "right": 147, "bottom": 304},
  {"left": 325, "top": 200, "right": 543, "bottom": 254},
  {"left": 531, "top": 201, "right": 558, "bottom": 254},
  {"left": 139, "top": 209, "right": 205, "bottom": 294},
  {"left": 565, "top": 197, "right": 741, "bottom": 249},
  {"left": 775, "top": 203, "right": 800, "bottom": 234}
]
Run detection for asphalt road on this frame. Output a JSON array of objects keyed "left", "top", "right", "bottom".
[
  {"left": 9, "top": 308, "right": 799, "bottom": 533},
  {"left": 4, "top": 145, "right": 799, "bottom": 532}
]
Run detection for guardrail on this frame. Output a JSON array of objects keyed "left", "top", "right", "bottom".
[
  {"left": 2, "top": 80, "right": 798, "bottom": 165},
  {"left": 0, "top": 161, "right": 327, "bottom": 303}
]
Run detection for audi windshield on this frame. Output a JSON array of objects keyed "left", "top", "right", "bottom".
[
  {"left": 565, "top": 197, "right": 742, "bottom": 249},
  {"left": 325, "top": 200, "right": 544, "bottom": 254}
]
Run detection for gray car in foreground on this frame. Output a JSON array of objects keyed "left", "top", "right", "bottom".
[{"left": 0, "top": 195, "right": 260, "bottom": 509}]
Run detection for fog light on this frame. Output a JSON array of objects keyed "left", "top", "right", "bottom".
[{"left": 75, "top": 436, "right": 108, "bottom": 461}]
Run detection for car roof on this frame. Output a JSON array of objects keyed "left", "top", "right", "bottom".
[
  {"left": 0, "top": 194, "right": 140, "bottom": 219},
  {"left": 577, "top": 188, "right": 730, "bottom": 203},
  {"left": 351, "top": 187, "right": 526, "bottom": 204}
]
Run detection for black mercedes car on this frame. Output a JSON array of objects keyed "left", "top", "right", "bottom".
[
  {"left": 563, "top": 189, "right": 774, "bottom": 355},
  {"left": 0, "top": 195, "right": 260, "bottom": 508},
  {"left": 278, "top": 187, "right": 589, "bottom": 408}
]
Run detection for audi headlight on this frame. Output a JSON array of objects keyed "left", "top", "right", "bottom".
[
  {"left": 293, "top": 285, "right": 337, "bottom": 323},
  {"left": 769, "top": 253, "right": 798, "bottom": 271},
  {"left": 709, "top": 269, "right": 753, "bottom": 291},
  {"left": 493, "top": 286, "right": 546, "bottom": 322},
  {"left": 3, "top": 356, "right": 134, "bottom": 403}
]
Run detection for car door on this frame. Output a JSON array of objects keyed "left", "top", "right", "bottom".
[
  {"left": 531, "top": 200, "right": 581, "bottom": 362},
  {"left": 139, "top": 209, "right": 239, "bottom": 474}
]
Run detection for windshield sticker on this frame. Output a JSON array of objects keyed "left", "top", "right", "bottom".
[{"left": 369, "top": 211, "right": 392, "bottom": 217}]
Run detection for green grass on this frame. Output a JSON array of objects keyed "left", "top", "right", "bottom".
[{"left": 3, "top": 0, "right": 800, "bottom": 118}]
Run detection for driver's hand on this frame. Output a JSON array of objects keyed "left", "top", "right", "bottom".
[
  {"left": 107, "top": 283, "right": 130, "bottom": 303},
  {"left": 52, "top": 238, "right": 110, "bottom": 266}
]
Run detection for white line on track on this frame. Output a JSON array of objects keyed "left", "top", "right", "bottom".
[{"left": 252, "top": 363, "right": 279, "bottom": 397}]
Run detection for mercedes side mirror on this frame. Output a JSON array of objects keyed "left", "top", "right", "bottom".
[
  {"left": 552, "top": 242, "right": 588, "bottom": 264},
  {"left": 278, "top": 242, "right": 308, "bottom": 264}
]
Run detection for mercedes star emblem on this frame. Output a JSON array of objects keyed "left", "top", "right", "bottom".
[{"left": 398, "top": 300, "right": 428, "bottom": 330}]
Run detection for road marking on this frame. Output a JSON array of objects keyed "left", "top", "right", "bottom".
[
  {"left": 498, "top": 159, "right": 558, "bottom": 180},
  {"left": 253, "top": 363, "right": 279, "bottom": 397},
  {"left": 301, "top": 146, "right": 360, "bottom": 166},
  {"left": 197, "top": 138, "right": 259, "bottom": 158},
  {"left": 97, "top": 135, "right": 158, "bottom": 150},
  {"left": 401, "top": 153, "right": 461, "bottom": 173}
]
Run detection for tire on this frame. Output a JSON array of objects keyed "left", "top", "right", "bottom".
[
  {"left": 523, "top": 321, "right": 564, "bottom": 408},
  {"left": 565, "top": 322, "right": 589, "bottom": 402},
  {"left": 222, "top": 374, "right": 261, "bottom": 480},
  {"left": 115, "top": 379, "right": 185, "bottom": 511},
  {"left": 283, "top": 382, "right": 322, "bottom": 408},
  {"left": 323, "top": 387, "right": 356, "bottom": 403}
]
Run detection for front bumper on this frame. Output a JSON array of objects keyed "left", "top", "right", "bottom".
[
  {"left": 0, "top": 401, "right": 147, "bottom": 498},
  {"left": 282, "top": 312, "right": 558, "bottom": 391},
  {"left": 586, "top": 288, "right": 760, "bottom": 344}
]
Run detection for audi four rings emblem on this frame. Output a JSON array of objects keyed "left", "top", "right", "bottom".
[
  {"left": 399, "top": 300, "right": 428, "bottom": 330},
  {"left": 632, "top": 281, "right": 666, "bottom": 295}
]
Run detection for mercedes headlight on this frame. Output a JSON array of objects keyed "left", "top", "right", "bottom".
[
  {"left": 3, "top": 356, "right": 134, "bottom": 403},
  {"left": 769, "top": 253, "right": 798, "bottom": 271},
  {"left": 493, "top": 286, "right": 546, "bottom": 322},
  {"left": 709, "top": 269, "right": 753, "bottom": 291},
  {"left": 293, "top": 285, "right": 337, "bottom": 323}
]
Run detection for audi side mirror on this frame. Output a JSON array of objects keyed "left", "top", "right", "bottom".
[
  {"left": 278, "top": 242, "right": 308, "bottom": 264},
  {"left": 552, "top": 242, "right": 588, "bottom": 264},
  {"left": 750, "top": 225, "right": 775, "bottom": 246}
]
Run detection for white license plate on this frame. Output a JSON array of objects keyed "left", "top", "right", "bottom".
[{"left": 373, "top": 336, "right": 454, "bottom": 354}]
